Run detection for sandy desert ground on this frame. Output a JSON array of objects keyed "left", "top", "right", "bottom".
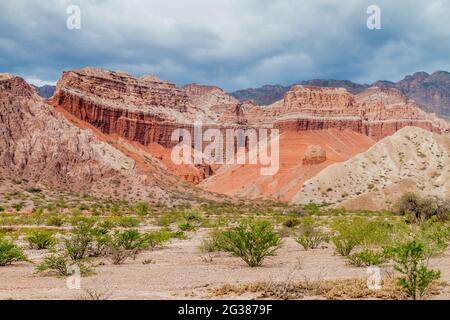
[{"left": 1, "top": 229, "right": 449, "bottom": 300}]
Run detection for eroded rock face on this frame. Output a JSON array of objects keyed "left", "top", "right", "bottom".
[
  {"left": 294, "top": 127, "right": 450, "bottom": 210},
  {"left": 302, "top": 145, "right": 327, "bottom": 165},
  {"left": 283, "top": 85, "right": 357, "bottom": 116},
  {"left": 50, "top": 68, "right": 449, "bottom": 190},
  {"left": 0, "top": 75, "right": 210, "bottom": 203},
  {"left": 271, "top": 85, "right": 448, "bottom": 140}
]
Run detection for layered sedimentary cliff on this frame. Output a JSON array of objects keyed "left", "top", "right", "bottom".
[
  {"left": 293, "top": 127, "right": 450, "bottom": 210},
  {"left": 0, "top": 73, "right": 203, "bottom": 203},
  {"left": 50, "top": 68, "right": 449, "bottom": 191},
  {"left": 269, "top": 85, "right": 448, "bottom": 140}
]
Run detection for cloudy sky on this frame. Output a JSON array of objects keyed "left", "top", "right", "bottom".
[{"left": 0, "top": 0, "right": 449, "bottom": 90}]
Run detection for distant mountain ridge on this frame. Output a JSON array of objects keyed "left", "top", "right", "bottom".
[
  {"left": 32, "top": 84, "right": 56, "bottom": 98},
  {"left": 229, "top": 71, "right": 450, "bottom": 118}
]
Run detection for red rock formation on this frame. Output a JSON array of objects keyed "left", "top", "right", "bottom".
[
  {"left": 50, "top": 68, "right": 449, "bottom": 190},
  {"left": 283, "top": 85, "right": 357, "bottom": 116},
  {"left": 0, "top": 74, "right": 208, "bottom": 203},
  {"left": 269, "top": 85, "right": 448, "bottom": 140},
  {"left": 302, "top": 145, "right": 327, "bottom": 165}
]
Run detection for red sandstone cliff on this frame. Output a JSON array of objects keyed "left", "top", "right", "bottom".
[
  {"left": 0, "top": 73, "right": 216, "bottom": 203},
  {"left": 50, "top": 68, "right": 449, "bottom": 191}
]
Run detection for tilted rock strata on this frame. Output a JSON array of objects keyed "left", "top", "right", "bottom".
[
  {"left": 293, "top": 126, "right": 450, "bottom": 210},
  {"left": 50, "top": 68, "right": 449, "bottom": 193},
  {"left": 302, "top": 145, "right": 327, "bottom": 165},
  {"left": 0, "top": 75, "right": 213, "bottom": 203}
]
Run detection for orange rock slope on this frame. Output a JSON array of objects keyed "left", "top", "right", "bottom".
[{"left": 199, "top": 129, "right": 375, "bottom": 201}]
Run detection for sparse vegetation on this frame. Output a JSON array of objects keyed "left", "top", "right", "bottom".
[
  {"left": 0, "top": 237, "right": 28, "bottom": 266},
  {"left": 36, "top": 252, "right": 93, "bottom": 276},
  {"left": 218, "top": 221, "right": 282, "bottom": 267},
  {"left": 347, "top": 248, "right": 388, "bottom": 267},
  {"left": 25, "top": 230, "right": 56, "bottom": 250},
  {"left": 397, "top": 192, "right": 449, "bottom": 224},
  {"left": 107, "top": 229, "right": 147, "bottom": 264},
  {"left": 295, "top": 218, "right": 329, "bottom": 250},
  {"left": 387, "top": 240, "right": 441, "bottom": 300}
]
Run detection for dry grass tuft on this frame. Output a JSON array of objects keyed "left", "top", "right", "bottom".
[{"left": 207, "top": 278, "right": 444, "bottom": 300}]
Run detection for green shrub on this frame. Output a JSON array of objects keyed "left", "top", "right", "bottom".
[
  {"left": 113, "top": 229, "right": 147, "bottom": 252},
  {"left": 347, "top": 248, "right": 388, "bottom": 267},
  {"left": 25, "top": 231, "right": 56, "bottom": 250},
  {"left": 295, "top": 218, "right": 329, "bottom": 250},
  {"left": 36, "top": 252, "right": 92, "bottom": 276},
  {"left": 134, "top": 202, "right": 150, "bottom": 216},
  {"left": 64, "top": 223, "right": 96, "bottom": 260},
  {"left": 106, "top": 229, "right": 148, "bottom": 264},
  {"left": 397, "top": 193, "right": 449, "bottom": 224},
  {"left": 142, "top": 229, "right": 183, "bottom": 249},
  {"left": 0, "top": 238, "right": 28, "bottom": 266},
  {"left": 89, "top": 225, "right": 112, "bottom": 257},
  {"left": 388, "top": 240, "right": 441, "bottom": 300},
  {"left": 199, "top": 230, "right": 223, "bottom": 253},
  {"left": 331, "top": 218, "right": 400, "bottom": 256},
  {"left": 282, "top": 218, "right": 300, "bottom": 228},
  {"left": 46, "top": 215, "right": 64, "bottom": 227},
  {"left": 178, "top": 222, "right": 196, "bottom": 232},
  {"left": 332, "top": 235, "right": 359, "bottom": 256},
  {"left": 117, "top": 216, "right": 140, "bottom": 228},
  {"left": 12, "top": 203, "right": 25, "bottom": 212},
  {"left": 415, "top": 219, "right": 449, "bottom": 257},
  {"left": 218, "top": 221, "right": 281, "bottom": 267}
]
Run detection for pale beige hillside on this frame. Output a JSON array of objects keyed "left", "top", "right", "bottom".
[{"left": 292, "top": 126, "right": 450, "bottom": 210}]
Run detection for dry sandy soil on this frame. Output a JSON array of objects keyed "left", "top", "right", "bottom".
[{"left": 1, "top": 229, "right": 449, "bottom": 300}]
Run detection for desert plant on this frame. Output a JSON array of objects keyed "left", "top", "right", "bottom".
[
  {"left": 0, "top": 238, "right": 28, "bottom": 266},
  {"left": 346, "top": 248, "right": 388, "bottom": 267},
  {"left": 106, "top": 229, "right": 148, "bottom": 264},
  {"left": 108, "top": 246, "right": 130, "bottom": 265},
  {"left": 36, "top": 252, "right": 92, "bottom": 276},
  {"left": 25, "top": 230, "right": 56, "bottom": 250},
  {"left": 282, "top": 217, "right": 300, "bottom": 228},
  {"left": 78, "top": 288, "right": 111, "bottom": 300},
  {"left": 113, "top": 229, "right": 147, "bottom": 253},
  {"left": 218, "top": 221, "right": 281, "bottom": 267},
  {"left": 178, "top": 222, "right": 196, "bottom": 232},
  {"left": 330, "top": 218, "right": 398, "bottom": 256},
  {"left": 143, "top": 229, "right": 185, "bottom": 248},
  {"left": 387, "top": 240, "right": 441, "bottom": 300},
  {"left": 46, "top": 215, "right": 64, "bottom": 227},
  {"left": 64, "top": 223, "right": 96, "bottom": 260},
  {"left": 295, "top": 218, "right": 329, "bottom": 250},
  {"left": 415, "top": 218, "right": 449, "bottom": 257},
  {"left": 134, "top": 202, "right": 150, "bottom": 216},
  {"left": 332, "top": 235, "right": 359, "bottom": 256},
  {"left": 397, "top": 193, "right": 449, "bottom": 224},
  {"left": 199, "top": 230, "right": 223, "bottom": 253}
]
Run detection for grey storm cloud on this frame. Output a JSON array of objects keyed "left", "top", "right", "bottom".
[{"left": 0, "top": 0, "right": 449, "bottom": 90}]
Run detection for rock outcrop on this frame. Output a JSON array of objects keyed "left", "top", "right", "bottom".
[
  {"left": 49, "top": 68, "right": 449, "bottom": 198},
  {"left": 0, "top": 74, "right": 214, "bottom": 203},
  {"left": 200, "top": 129, "right": 375, "bottom": 201},
  {"left": 268, "top": 85, "right": 448, "bottom": 140},
  {"left": 302, "top": 145, "right": 327, "bottom": 165},
  {"left": 293, "top": 126, "right": 450, "bottom": 210},
  {"left": 231, "top": 71, "right": 450, "bottom": 119},
  {"left": 396, "top": 71, "right": 450, "bottom": 118}
]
